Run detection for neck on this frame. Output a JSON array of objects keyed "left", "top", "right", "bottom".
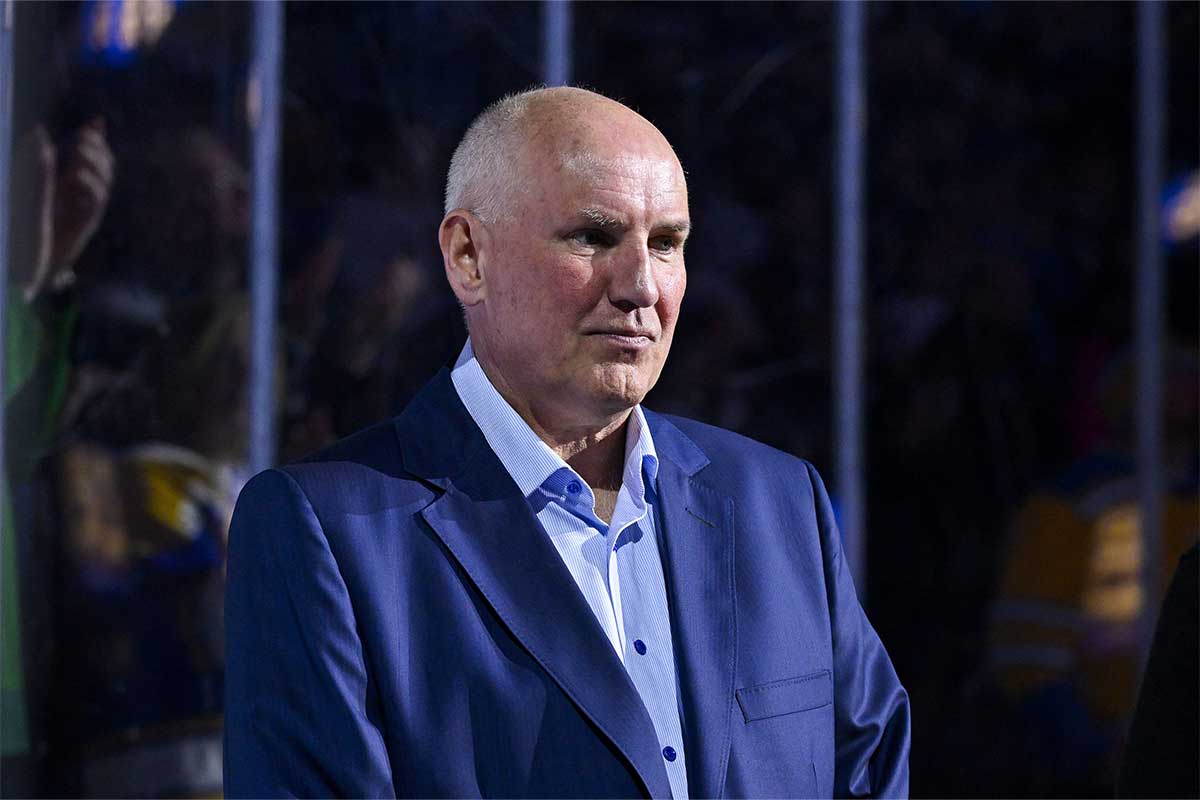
[
  {"left": 559, "top": 421, "right": 629, "bottom": 492},
  {"left": 519, "top": 400, "right": 631, "bottom": 493},
  {"left": 474, "top": 349, "right": 631, "bottom": 491}
]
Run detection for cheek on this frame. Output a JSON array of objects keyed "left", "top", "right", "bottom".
[{"left": 536, "top": 261, "right": 603, "bottom": 325}]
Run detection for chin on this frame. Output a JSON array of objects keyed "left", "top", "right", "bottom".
[{"left": 584, "top": 364, "right": 656, "bottom": 412}]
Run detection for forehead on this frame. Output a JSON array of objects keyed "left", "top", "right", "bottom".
[
  {"left": 528, "top": 145, "right": 689, "bottom": 216},
  {"left": 560, "top": 150, "right": 683, "bottom": 185},
  {"left": 510, "top": 101, "right": 688, "bottom": 215},
  {"left": 559, "top": 148, "right": 681, "bottom": 177}
]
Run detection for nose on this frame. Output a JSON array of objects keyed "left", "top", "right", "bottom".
[{"left": 607, "top": 240, "right": 659, "bottom": 312}]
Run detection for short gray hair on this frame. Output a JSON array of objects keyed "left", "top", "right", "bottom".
[{"left": 444, "top": 89, "right": 541, "bottom": 223}]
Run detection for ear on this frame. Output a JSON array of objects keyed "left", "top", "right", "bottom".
[{"left": 439, "top": 209, "right": 489, "bottom": 307}]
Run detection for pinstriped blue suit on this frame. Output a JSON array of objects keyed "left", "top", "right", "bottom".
[{"left": 223, "top": 368, "right": 910, "bottom": 798}]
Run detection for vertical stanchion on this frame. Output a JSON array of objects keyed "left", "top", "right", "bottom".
[
  {"left": 1134, "top": 0, "right": 1165, "bottom": 659},
  {"left": 541, "top": 0, "right": 572, "bottom": 87},
  {"left": 0, "top": 0, "right": 22, "bottom": 757},
  {"left": 834, "top": 0, "right": 867, "bottom": 594},
  {"left": 248, "top": 0, "right": 283, "bottom": 474},
  {"left": 0, "top": 0, "right": 12, "bottom": 486}
]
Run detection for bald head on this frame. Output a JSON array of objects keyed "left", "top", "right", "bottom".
[{"left": 444, "top": 87, "right": 681, "bottom": 223}]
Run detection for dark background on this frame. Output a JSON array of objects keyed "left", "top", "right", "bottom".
[{"left": 1, "top": 1, "right": 1196, "bottom": 797}]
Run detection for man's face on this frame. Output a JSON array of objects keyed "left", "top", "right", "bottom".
[{"left": 473, "top": 128, "right": 689, "bottom": 426}]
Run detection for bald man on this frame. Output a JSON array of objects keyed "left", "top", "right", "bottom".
[{"left": 224, "top": 88, "right": 910, "bottom": 799}]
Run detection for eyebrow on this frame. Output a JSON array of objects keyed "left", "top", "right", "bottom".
[
  {"left": 658, "top": 220, "right": 691, "bottom": 236},
  {"left": 579, "top": 207, "right": 625, "bottom": 230},
  {"left": 578, "top": 207, "right": 691, "bottom": 236}
]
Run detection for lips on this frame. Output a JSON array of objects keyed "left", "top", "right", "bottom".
[
  {"left": 585, "top": 330, "right": 656, "bottom": 352},
  {"left": 585, "top": 328, "right": 657, "bottom": 340}
]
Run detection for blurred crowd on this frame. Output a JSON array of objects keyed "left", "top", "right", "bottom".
[{"left": 2, "top": 2, "right": 1196, "bottom": 797}]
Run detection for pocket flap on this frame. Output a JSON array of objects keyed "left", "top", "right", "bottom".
[{"left": 736, "top": 670, "right": 833, "bottom": 722}]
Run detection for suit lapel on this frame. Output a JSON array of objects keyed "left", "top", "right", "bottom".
[
  {"left": 648, "top": 412, "right": 737, "bottom": 800},
  {"left": 397, "top": 371, "right": 673, "bottom": 799}
]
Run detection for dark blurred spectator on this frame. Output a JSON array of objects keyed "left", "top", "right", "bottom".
[
  {"left": 50, "top": 126, "right": 250, "bottom": 798},
  {"left": 2, "top": 113, "right": 114, "bottom": 785},
  {"left": 1117, "top": 543, "right": 1199, "bottom": 799},
  {"left": 278, "top": 115, "right": 461, "bottom": 459},
  {"left": 987, "top": 345, "right": 1199, "bottom": 796},
  {"left": 6, "top": 117, "right": 115, "bottom": 468}
]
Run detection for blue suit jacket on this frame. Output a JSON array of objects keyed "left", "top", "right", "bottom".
[{"left": 224, "top": 369, "right": 909, "bottom": 798}]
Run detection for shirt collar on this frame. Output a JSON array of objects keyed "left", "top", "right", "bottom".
[
  {"left": 623, "top": 396, "right": 659, "bottom": 507},
  {"left": 451, "top": 340, "right": 658, "bottom": 505}
]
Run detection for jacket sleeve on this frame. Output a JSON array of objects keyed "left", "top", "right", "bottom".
[
  {"left": 806, "top": 462, "right": 911, "bottom": 798},
  {"left": 223, "top": 468, "right": 395, "bottom": 798}
]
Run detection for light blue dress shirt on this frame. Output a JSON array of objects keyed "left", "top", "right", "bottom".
[{"left": 451, "top": 341, "right": 690, "bottom": 799}]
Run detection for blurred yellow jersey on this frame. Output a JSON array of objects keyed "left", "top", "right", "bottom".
[{"left": 989, "top": 456, "right": 1198, "bottom": 723}]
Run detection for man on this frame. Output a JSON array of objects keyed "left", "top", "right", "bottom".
[{"left": 224, "top": 87, "right": 909, "bottom": 799}]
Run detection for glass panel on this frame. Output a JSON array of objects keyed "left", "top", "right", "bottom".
[
  {"left": 278, "top": 2, "right": 541, "bottom": 458},
  {"left": 4, "top": 2, "right": 249, "bottom": 795},
  {"left": 864, "top": 3, "right": 1198, "bottom": 797},
  {"left": 3, "top": 1, "right": 1194, "bottom": 797}
]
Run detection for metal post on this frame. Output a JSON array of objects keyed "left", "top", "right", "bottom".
[
  {"left": 540, "top": 0, "right": 572, "bottom": 87},
  {"left": 833, "top": 0, "right": 867, "bottom": 593},
  {"left": 0, "top": 0, "right": 13, "bottom": 481},
  {"left": 0, "top": 0, "right": 19, "bottom": 755},
  {"left": 1134, "top": 0, "right": 1165, "bottom": 658},
  {"left": 248, "top": 0, "right": 283, "bottom": 474}
]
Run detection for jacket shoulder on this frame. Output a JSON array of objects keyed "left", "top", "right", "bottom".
[
  {"left": 294, "top": 417, "right": 404, "bottom": 469},
  {"left": 269, "top": 417, "right": 434, "bottom": 515},
  {"left": 652, "top": 411, "right": 817, "bottom": 477},
  {"left": 648, "top": 411, "right": 830, "bottom": 516}
]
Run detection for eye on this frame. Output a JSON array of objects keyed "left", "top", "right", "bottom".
[
  {"left": 568, "top": 229, "right": 613, "bottom": 248},
  {"left": 650, "top": 235, "right": 682, "bottom": 254}
]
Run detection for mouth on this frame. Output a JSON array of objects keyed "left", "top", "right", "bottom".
[{"left": 585, "top": 329, "right": 656, "bottom": 349}]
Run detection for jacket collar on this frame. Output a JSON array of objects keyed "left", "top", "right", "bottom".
[{"left": 395, "top": 369, "right": 736, "bottom": 799}]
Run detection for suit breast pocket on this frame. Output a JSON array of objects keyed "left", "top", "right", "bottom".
[{"left": 735, "top": 669, "right": 832, "bottom": 723}]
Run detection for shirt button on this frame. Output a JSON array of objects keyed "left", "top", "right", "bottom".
[
  {"left": 662, "top": 746, "right": 677, "bottom": 762},
  {"left": 566, "top": 480, "right": 583, "bottom": 495},
  {"left": 634, "top": 639, "right": 647, "bottom": 655}
]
